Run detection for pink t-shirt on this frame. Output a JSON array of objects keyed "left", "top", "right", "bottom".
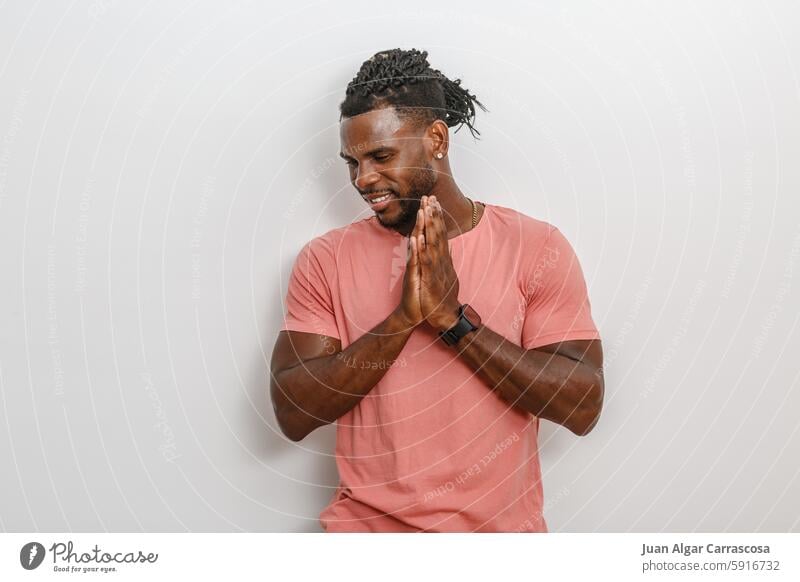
[{"left": 280, "top": 202, "right": 600, "bottom": 532}]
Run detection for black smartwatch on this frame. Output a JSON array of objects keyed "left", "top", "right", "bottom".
[{"left": 438, "top": 304, "right": 481, "bottom": 346}]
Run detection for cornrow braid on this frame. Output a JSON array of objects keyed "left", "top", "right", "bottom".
[{"left": 340, "top": 48, "right": 488, "bottom": 139}]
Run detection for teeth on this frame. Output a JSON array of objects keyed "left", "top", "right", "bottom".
[{"left": 371, "top": 192, "right": 392, "bottom": 203}]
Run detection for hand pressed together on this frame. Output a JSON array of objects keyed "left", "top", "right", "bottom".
[{"left": 397, "top": 195, "right": 462, "bottom": 332}]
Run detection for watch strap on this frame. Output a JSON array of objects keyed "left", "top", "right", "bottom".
[{"left": 439, "top": 304, "right": 480, "bottom": 346}]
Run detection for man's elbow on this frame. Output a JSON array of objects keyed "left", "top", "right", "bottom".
[
  {"left": 270, "top": 373, "right": 311, "bottom": 442},
  {"left": 279, "top": 420, "right": 309, "bottom": 442},
  {"left": 571, "top": 407, "right": 601, "bottom": 436},
  {"left": 274, "top": 403, "right": 319, "bottom": 442},
  {"left": 270, "top": 387, "right": 314, "bottom": 439},
  {"left": 569, "top": 383, "right": 604, "bottom": 437}
]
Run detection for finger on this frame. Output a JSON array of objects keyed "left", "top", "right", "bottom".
[
  {"left": 424, "top": 198, "right": 437, "bottom": 250},
  {"left": 413, "top": 207, "right": 424, "bottom": 238},
  {"left": 418, "top": 233, "right": 428, "bottom": 269},
  {"left": 427, "top": 197, "right": 445, "bottom": 257},
  {"left": 413, "top": 209, "right": 424, "bottom": 253},
  {"left": 408, "top": 234, "right": 419, "bottom": 272},
  {"left": 431, "top": 197, "right": 446, "bottom": 249},
  {"left": 413, "top": 235, "right": 422, "bottom": 280},
  {"left": 409, "top": 208, "right": 423, "bottom": 260}
]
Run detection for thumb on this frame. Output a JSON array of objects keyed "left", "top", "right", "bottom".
[{"left": 408, "top": 235, "right": 419, "bottom": 273}]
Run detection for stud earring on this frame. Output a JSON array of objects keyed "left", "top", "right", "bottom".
[{"left": 435, "top": 152, "right": 444, "bottom": 159}]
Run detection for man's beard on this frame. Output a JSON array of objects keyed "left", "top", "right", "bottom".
[{"left": 375, "top": 162, "right": 436, "bottom": 233}]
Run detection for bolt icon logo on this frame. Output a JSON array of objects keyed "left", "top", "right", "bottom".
[
  {"left": 388, "top": 236, "right": 408, "bottom": 292},
  {"left": 20, "top": 542, "right": 46, "bottom": 570}
]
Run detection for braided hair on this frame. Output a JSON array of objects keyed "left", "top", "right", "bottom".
[{"left": 340, "top": 48, "right": 488, "bottom": 139}]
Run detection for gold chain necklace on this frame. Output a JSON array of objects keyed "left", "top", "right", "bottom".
[{"left": 467, "top": 197, "right": 478, "bottom": 230}]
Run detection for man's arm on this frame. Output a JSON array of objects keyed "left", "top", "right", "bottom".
[
  {"left": 448, "top": 331, "right": 603, "bottom": 435},
  {"left": 270, "top": 209, "right": 427, "bottom": 442},
  {"left": 417, "top": 195, "right": 603, "bottom": 436},
  {"left": 270, "top": 315, "right": 412, "bottom": 442}
]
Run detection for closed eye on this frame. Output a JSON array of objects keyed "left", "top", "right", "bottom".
[{"left": 342, "top": 152, "right": 392, "bottom": 167}]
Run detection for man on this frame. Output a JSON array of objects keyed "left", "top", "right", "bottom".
[{"left": 270, "top": 48, "right": 604, "bottom": 532}]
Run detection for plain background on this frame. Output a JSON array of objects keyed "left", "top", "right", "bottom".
[{"left": 0, "top": 0, "right": 798, "bottom": 532}]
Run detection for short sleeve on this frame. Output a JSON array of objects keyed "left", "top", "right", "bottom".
[
  {"left": 520, "top": 226, "right": 600, "bottom": 350},
  {"left": 280, "top": 240, "right": 340, "bottom": 340}
]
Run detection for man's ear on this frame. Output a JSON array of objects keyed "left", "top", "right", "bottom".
[{"left": 427, "top": 119, "right": 450, "bottom": 158}]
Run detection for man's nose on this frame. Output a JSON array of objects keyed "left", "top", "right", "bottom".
[{"left": 355, "top": 163, "right": 380, "bottom": 191}]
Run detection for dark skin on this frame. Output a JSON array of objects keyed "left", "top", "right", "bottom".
[{"left": 270, "top": 107, "right": 604, "bottom": 441}]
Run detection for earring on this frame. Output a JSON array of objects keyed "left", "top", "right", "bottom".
[{"left": 435, "top": 152, "right": 444, "bottom": 159}]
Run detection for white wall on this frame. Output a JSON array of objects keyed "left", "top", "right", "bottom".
[{"left": 0, "top": 0, "right": 798, "bottom": 532}]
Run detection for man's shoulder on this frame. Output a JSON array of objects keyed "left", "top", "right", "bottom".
[
  {"left": 485, "top": 203, "right": 558, "bottom": 242},
  {"left": 296, "top": 217, "right": 381, "bottom": 258}
]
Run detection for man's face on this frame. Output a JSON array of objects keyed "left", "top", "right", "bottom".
[{"left": 339, "top": 107, "right": 437, "bottom": 233}]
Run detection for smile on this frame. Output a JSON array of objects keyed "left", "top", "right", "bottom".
[
  {"left": 370, "top": 192, "right": 392, "bottom": 203},
  {"left": 365, "top": 190, "right": 396, "bottom": 212}
]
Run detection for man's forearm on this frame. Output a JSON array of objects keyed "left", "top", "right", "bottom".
[
  {"left": 274, "top": 309, "right": 414, "bottom": 439},
  {"left": 449, "top": 324, "right": 602, "bottom": 434}
]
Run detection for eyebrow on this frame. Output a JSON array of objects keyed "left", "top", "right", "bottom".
[{"left": 339, "top": 146, "right": 394, "bottom": 160}]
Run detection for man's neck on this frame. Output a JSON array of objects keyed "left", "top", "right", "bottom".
[{"left": 432, "top": 181, "right": 476, "bottom": 239}]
